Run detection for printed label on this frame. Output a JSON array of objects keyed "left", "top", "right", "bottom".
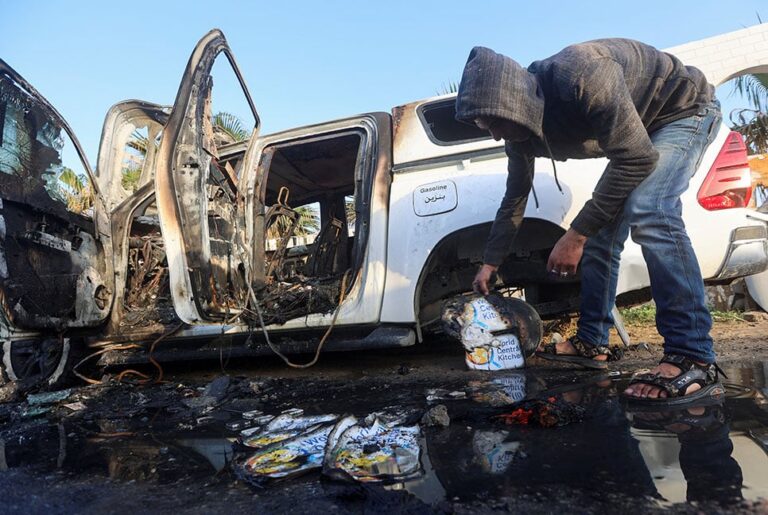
[{"left": 413, "top": 180, "right": 458, "bottom": 217}]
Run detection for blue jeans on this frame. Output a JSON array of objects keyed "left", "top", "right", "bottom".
[{"left": 576, "top": 102, "right": 722, "bottom": 363}]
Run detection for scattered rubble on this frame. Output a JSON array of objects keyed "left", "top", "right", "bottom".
[
  {"left": 26, "top": 389, "right": 72, "bottom": 406},
  {"left": 421, "top": 404, "right": 450, "bottom": 427}
]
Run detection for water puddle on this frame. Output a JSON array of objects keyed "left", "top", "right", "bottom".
[{"left": 2, "top": 362, "right": 768, "bottom": 509}]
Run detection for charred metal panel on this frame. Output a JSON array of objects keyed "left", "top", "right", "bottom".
[
  {"left": 0, "top": 60, "right": 112, "bottom": 331},
  {"left": 96, "top": 100, "right": 170, "bottom": 213},
  {"left": 391, "top": 96, "right": 500, "bottom": 167},
  {"left": 155, "top": 30, "right": 259, "bottom": 323}
]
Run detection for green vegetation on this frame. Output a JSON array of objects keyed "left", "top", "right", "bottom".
[
  {"left": 728, "top": 56, "right": 768, "bottom": 154},
  {"left": 266, "top": 205, "right": 320, "bottom": 240},
  {"left": 437, "top": 81, "right": 458, "bottom": 96},
  {"left": 119, "top": 111, "right": 252, "bottom": 195},
  {"left": 57, "top": 166, "right": 92, "bottom": 214},
  {"left": 619, "top": 304, "right": 745, "bottom": 325},
  {"left": 212, "top": 111, "right": 251, "bottom": 143},
  {"left": 727, "top": 15, "right": 767, "bottom": 155},
  {"left": 619, "top": 304, "right": 657, "bottom": 324},
  {"left": 732, "top": 72, "right": 768, "bottom": 113}
]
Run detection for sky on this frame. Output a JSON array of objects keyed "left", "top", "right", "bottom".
[{"left": 1, "top": 0, "right": 766, "bottom": 167}]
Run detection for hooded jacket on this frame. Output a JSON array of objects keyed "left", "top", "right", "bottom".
[{"left": 455, "top": 39, "right": 715, "bottom": 266}]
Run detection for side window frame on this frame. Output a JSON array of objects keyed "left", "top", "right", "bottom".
[{"left": 417, "top": 98, "right": 491, "bottom": 146}]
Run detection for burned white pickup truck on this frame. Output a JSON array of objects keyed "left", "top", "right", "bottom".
[{"left": 1, "top": 28, "right": 767, "bottom": 390}]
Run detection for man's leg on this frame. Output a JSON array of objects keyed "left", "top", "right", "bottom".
[
  {"left": 624, "top": 103, "right": 721, "bottom": 398},
  {"left": 547, "top": 103, "right": 721, "bottom": 375},
  {"left": 575, "top": 218, "right": 631, "bottom": 346}
]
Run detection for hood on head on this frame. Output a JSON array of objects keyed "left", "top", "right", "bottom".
[{"left": 455, "top": 46, "right": 544, "bottom": 141}]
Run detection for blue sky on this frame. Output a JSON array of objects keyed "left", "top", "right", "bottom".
[{"left": 1, "top": 0, "right": 765, "bottom": 165}]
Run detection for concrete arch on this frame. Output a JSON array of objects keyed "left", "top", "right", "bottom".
[{"left": 664, "top": 24, "right": 768, "bottom": 86}]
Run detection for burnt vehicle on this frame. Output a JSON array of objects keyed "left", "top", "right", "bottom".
[{"left": 2, "top": 27, "right": 768, "bottom": 391}]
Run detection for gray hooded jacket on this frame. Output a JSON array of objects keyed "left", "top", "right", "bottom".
[{"left": 455, "top": 39, "right": 714, "bottom": 266}]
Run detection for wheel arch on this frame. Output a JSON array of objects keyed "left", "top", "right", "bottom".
[{"left": 412, "top": 218, "right": 567, "bottom": 337}]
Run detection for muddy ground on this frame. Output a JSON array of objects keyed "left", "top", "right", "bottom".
[{"left": 2, "top": 317, "right": 768, "bottom": 514}]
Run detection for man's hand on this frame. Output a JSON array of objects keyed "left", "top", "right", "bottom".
[
  {"left": 472, "top": 264, "right": 499, "bottom": 295},
  {"left": 547, "top": 229, "right": 588, "bottom": 277}
]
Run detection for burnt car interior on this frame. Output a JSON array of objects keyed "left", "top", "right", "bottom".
[
  {"left": 113, "top": 116, "right": 371, "bottom": 331},
  {"left": 112, "top": 134, "right": 245, "bottom": 337},
  {"left": 98, "top": 113, "right": 181, "bottom": 338},
  {"left": 119, "top": 199, "right": 179, "bottom": 332},
  {"left": 0, "top": 68, "right": 109, "bottom": 331},
  {"left": 254, "top": 130, "right": 365, "bottom": 325}
]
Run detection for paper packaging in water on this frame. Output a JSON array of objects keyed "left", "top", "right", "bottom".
[
  {"left": 324, "top": 415, "right": 421, "bottom": 483},
  {"left": 236, "top": 411, "right": 423, "bottom": 485},
  {"left": 458, "top": 297, "right": 524, "bottom": 371},
  {"left": 242, "top": 412, "right": 338, "bottom": 449},
  {"left": 240, "top": 423, "right": 336, "bottom": 482}
]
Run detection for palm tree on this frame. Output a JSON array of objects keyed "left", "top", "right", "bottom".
[
  {"left": 729, "top": 73, "right": 768, "bottom": 154},
  {"left": 57, "top": 167, "right": 93, "bottom": 214},
  {"left": 212, "top": 111, "right": 250, "bottom": 144},
  {"left": 730, "top": 108, "right": 768, "bottom": 154},
  {"left": 732, "top": 73, "right": 768, "bottom": 112},
  {"left": 437, "top": 81, "right": 458, "bottom": 96},
  {"left": 729, "top": 69, "right": 768, "bottom": 206},
  {"left": 266, "top": 205, "right": 320, "bottom": 240}
]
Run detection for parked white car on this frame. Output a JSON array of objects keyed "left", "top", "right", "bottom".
[{"left": 1, "top": 27, "right": 767, "bottom": 390}]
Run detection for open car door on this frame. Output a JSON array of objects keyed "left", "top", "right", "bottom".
[
  {"left": 0, "top": 59, "right": 113, "bottom": 333},
  {"left": 155, "top": 29, "right": 261, "bottom": 324}
]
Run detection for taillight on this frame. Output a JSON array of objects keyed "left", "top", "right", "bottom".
[{"left": 697, "top": 131, "right": 753, "bottom": 210}]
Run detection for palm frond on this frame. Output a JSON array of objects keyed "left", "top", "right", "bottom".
[
  {"left": 56, "top": 167, "right": 93, "bottom": 214},
  {"left": 266, "top": 205, "right": 320, "bottom": 240},
  {"left": 437, "top": 81, "right": 459, "bottom": 96},
  {"left": 730, "top": 108, "right": 768, "bottom": 154},
  {"left": 731, "top": 73, "right": 768, "bottom": 112},
  {"left": 57, "top": 167, "right": 85, "bottom": 193},
  {"left": 127, "top": 129, "right": 150, "bottom": 155},
  {"left": 212, "top": 111, "right": 250, "bottom": 143},
  {"left": 294, "top": 205, "right": 320, "bottom": 235}
]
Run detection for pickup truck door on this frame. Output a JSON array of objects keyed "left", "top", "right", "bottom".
[
  {"left": 95, "top": 100, "right": 170, "bottom": 213},
  {"left": 155, "top": 29, "right": 261, "bottom": 324},
  {"left": 0, "top": 59, "right": 114, "bottom": 332}
]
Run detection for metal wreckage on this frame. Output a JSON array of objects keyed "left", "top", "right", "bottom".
[{"left": 0, "top": 31, "right": 372, "bottom": 391}]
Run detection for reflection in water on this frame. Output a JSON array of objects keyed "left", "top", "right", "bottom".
[
  {"left": 629, "top": 402, "right": 743, "bottom": 506},
  {"left": 2, "top": 364, "right": 768, "bottom": 510},
  {"left": 403, "top": 370, "right": 766, "bottom": 508}
]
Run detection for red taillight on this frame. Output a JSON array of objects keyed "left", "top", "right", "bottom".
[{"left": 697, "top": 131, "right": 753, "bottom": 210}]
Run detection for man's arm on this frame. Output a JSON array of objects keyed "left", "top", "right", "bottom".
[
  {"left": 474, "top": 146, "right": 534, "bottom": 294},
  {"left": 569, "top": 58, "right": 660, "bottom": 237}
]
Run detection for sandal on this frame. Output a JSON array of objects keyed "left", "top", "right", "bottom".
[
  {"left": 534, "top": 335, "right": 621, "bottom": 370},
  {"left": 622, "top": 354, "right": 726, "bottom": 407}
]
